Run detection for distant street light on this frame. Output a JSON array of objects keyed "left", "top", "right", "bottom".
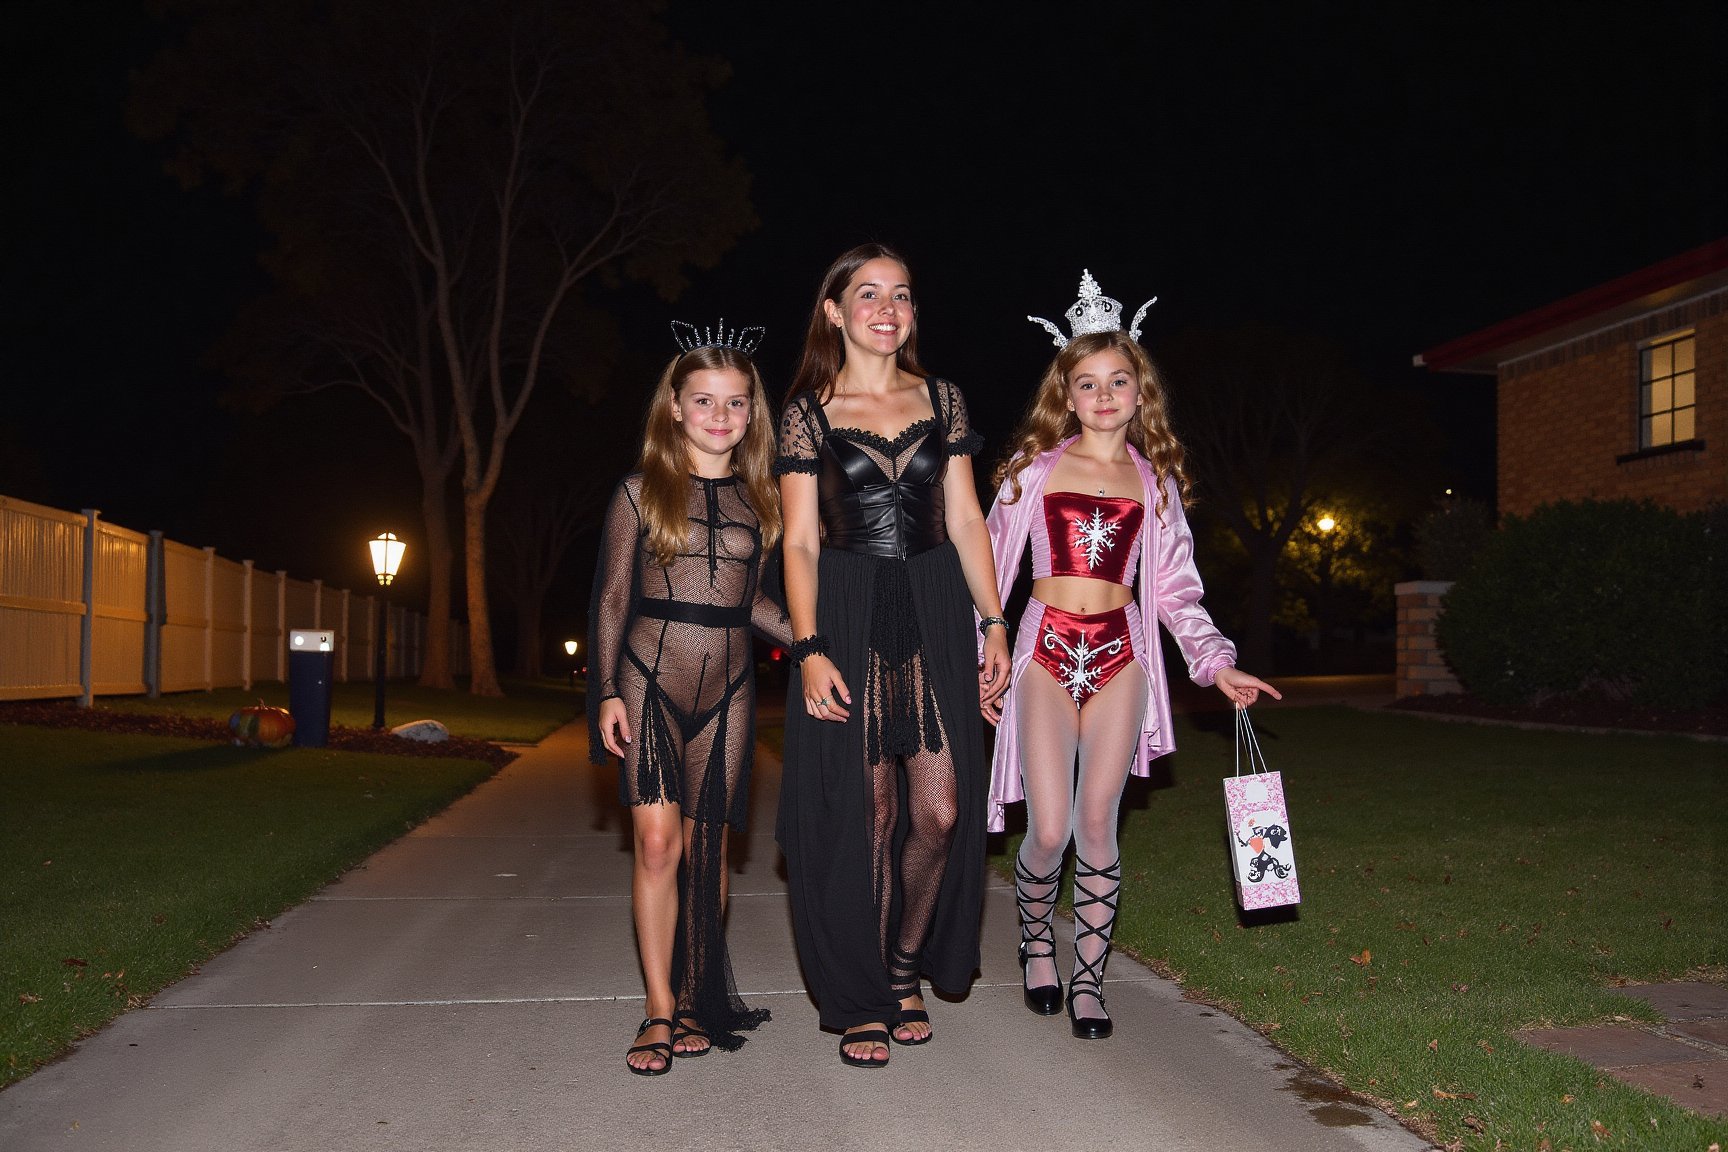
[
  {"left": 564, "top": 639, "right": 579, "bottom": 688},
  {"left": 369, "top": 532, "right": 406, "bottom": 730},
  {"left": 1316, "top": 514, "right": 1337, "bottom": 533}
]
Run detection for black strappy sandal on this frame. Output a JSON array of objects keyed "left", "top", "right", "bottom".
[
  {"left": 1015, "top": 856, "right": 1064, "bottom": 1016},
  {"left": 671, "top": 1011, "right": 711, "bottom": 1059},
  {"left": 838, "top": 1027, "right": 892, "bottom": 1067},
  {"left": 1067, "top": 856, "right": 1122, "bottom": 1040},
  {"left": 625, "top": 1017, "right": 674, "bottom": 1076},
  {"left": 887, "top": 946, "right": 933, "bottom": 1046}
]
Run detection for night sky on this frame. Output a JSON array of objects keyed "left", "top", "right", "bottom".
[{"left": 6, "top": 1, "right": 1726, "bottom": 623}]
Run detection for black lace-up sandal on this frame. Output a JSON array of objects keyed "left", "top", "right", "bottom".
[
  {"left": 1015, "top": 855, "right": 1064, "bottom": 1015},
  {"left": 626, "top": 1017, "right": 675, "bottom": 1076},
  {"left": 887, "top": 945, "right": 933, "bottom": 1045},
  {"left": 670, "top": 1010, "right": 711, "bottom": 1058},
  {"left": 1066, "top": 856, "right": 1121, "bottom": 1040}
]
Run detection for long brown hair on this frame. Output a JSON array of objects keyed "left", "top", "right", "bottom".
[
  {"left": 785, "top": 243, "right": 929, "bottom": 405},
  {"left": 638, "top": 346, "right": 781, "bottom": 566},
  {"left": 994, "top": 330, "right": 1190, "bottom": 515}
]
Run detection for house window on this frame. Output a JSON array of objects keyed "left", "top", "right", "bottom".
[{"left": 1639, "top": 331, "right": 1696, "bottom": 448}]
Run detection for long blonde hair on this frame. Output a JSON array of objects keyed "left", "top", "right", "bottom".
[
  {"left": 638, "top": 346, "right": 781, "bottom": 566},
  {"left": 994, "top": 331, "right": 1190, "bottom": 515}
]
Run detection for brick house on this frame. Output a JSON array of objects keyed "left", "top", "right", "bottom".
[
  {"left": 1416, "top": 237, "right": 1726, "bottom": 516},
  {"left": 1394, "top": 239, "right": 1725, "bottom": 697}
]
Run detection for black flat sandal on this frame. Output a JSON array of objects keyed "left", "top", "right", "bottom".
[
  {"left": 838, "top": 1027, "right": 892, "bottom": 1068},
  {"left": 671, "top": 1011, "right": 711, "bottom": 1059},
  {"left": 625, "top": 1017, "right": 674, "bottom": 1076},
  {"left": 891, "top": 1006, "right": 932, "bottom": 1046}
]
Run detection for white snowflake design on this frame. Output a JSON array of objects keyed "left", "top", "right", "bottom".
[
  {"left": 1042, "top": 625, "right": 1126, "bottom": 705},
  {"left": 1071, "top": 507, "right": 1121, "bottom": 569}
]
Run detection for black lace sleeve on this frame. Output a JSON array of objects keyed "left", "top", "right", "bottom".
[
  {"left": 586, "top": 476, "right": 642, "bottom": 765},
  {"left": 936, "top": 378, "right": 984, "bottom": 457},
  {"left": 773, "top": 394, "right": 823, "bottom": 476}
]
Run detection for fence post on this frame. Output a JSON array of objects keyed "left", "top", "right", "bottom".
[
  {"left": 337, "top": 588, "right": 351, "bottom": 683},
  {"left": 241, "top": 560, "right": 254, "bottom": 691},
  {"left": 79, "top": 509, "right": 99, "bottom": 708},
  {"left": 145, "top": 530, "right": 165, "bottom": 699},
  {"left": 202, "top": 547, "right": 216, "bottom": 691},
  {"left": 276, "top": 571, "right": 288, "bottom": 682}
]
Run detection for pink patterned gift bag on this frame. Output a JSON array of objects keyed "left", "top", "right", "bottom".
[{"left": 1224, "top": 707, "right": 1300, "bottom": 910}]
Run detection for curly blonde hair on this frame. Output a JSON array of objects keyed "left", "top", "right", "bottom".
[
  {"left": 638, "top": 347, "right": 781, "bottom": 567},
  {"left": 993, "top": 331, "right": 1190, "bottom": 515}
]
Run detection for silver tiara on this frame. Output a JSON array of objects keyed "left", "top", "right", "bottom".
[
  {"left": 670, "top": 318, "right": 764, "bottom": 356},
  {"left": 1026, "top": 270, "right": 1157, "bottom": 348}
]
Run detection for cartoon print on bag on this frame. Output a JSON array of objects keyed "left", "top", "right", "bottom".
[{"left": 1235, "top": 815, "right": 1291, "bottom": 883}]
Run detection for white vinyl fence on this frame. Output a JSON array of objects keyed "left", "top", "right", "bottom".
[{"left": 0, "top": 495, "right": 467, "bottom": 704}]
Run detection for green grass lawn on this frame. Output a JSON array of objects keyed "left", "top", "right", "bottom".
[
  {"left": 98, "top": 676, "right": 579, "bottom": 743},
  {"left": 990, "top": 707, "right": 1725, "bottom": 1150},
  {"left": 0, "top": 723, "right": 500, "bottom": 1087}
]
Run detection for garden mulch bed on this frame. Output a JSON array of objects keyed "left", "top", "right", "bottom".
[
  {"left": 0, "top": 700, "right": 518, "bottom": 767},
  {"left": 1389, "top": 691, "right": 1728, "bottom": 738}
]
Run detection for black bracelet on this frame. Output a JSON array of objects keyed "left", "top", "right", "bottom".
[
  {"left": 788, "top": 634, "right": 830, "bottom": 663},
  {"left": 978, "top": 615, "right": 1008, "bottom": 636}
]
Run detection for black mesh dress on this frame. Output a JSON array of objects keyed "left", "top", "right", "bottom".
[
  {"left": 774, "top": 377, "right": 990, "bottom": 1032},
  {"left": 587, "top": 472, "right": 791, "bottom": 1050}
]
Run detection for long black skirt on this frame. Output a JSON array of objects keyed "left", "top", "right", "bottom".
[{"left": 776, "top": 541, "right": 987, "bottom": 1031}]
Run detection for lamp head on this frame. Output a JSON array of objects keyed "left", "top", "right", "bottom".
[
  {"left": 564, "top": 640, "right": 578, "bottom": 657},
  {"left": 369, "top": 532, "right": 406, "bottom": 586}
]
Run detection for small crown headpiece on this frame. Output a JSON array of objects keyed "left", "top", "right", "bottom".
[
  {"left": 1026, "top": 270, "right": 1157, "bottom": 349},
  {"left": 670, "top": 318, "right": 764, "bottom": 357}
]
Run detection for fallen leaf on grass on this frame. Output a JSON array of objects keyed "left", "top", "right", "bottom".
[
  {"left": 61, "top": 958, "right": 87, "bottom": 968},
  {"left": 1560, "top": 1094, "right": 1575, "bottom": 1104},
  {"left": 1590, "top": 1119, "right": 1610, "bottom": 1139},
  {"left": 1433, "top": 1088, "right": 1478, "bottom": 1100},
  {"left": 1478, "top": 1039, "right": 1495, "bottom": 1054},
  {"left": 18, "top": 993, "right": 40, "bottom": 1004},
  {"left": 1428, "top": 1039, "right": 1439, "bottom": 1051},
  {"left": 1349, "top": 949, "right": 1371, "bottom": 966},
  {"left": 1462, "top": 1115, "right": 1485, "bottom": 1132},
  {"left": 1453, "top": 983, "right": 1470, "bottom": 993}
]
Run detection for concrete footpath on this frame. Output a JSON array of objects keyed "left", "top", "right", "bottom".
[{"left": 0, "top": 705, "right": 1431, "bottom": 1152}]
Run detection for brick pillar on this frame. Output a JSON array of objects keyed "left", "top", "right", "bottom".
[{"left": 1395, "top": 580, "right": 1462, "bottom": 698}]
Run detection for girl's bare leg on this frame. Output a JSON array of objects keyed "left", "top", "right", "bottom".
[{"left": 628, "top": 802, "right": 683, "bottom": 1072}]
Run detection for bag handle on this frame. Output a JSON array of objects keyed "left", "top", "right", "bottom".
[{"left": 1233, "top": 705, "right": 1271, "bottom": 779}]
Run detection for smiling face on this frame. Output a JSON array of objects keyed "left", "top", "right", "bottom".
[
  {"left": 823, "top": 256, "right": 914, "bottom": 360},
  {"left": 1065, "top": 347, "right": 1140, "bottom": 432},
  {"left": 673, "top": 367, "right": 753, "bottom": 470}
]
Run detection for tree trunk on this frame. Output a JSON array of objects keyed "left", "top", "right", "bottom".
[
  {"left": 514, "top": 591, "right": 543, "bottom": 679},
  {"left": 1242, "top": 542, "right": 1278, "bottom": 674},
  {"left": 417, "top": 476, "right": 457, "bottom": 690},
  {"left": 463, "top": 489, "right": 504, "bottom": 696}
]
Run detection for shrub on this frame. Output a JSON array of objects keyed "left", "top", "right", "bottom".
[
  {"left": 1413, "top": 498, "right": 1492, "bottom": 581},
  {"left": 1435, "top": 499, "right": 1726, "bottom": 707}
]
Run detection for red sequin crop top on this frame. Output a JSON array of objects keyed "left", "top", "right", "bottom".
[{"left": 1033, "top": 492, "right": 1144, "bottom": 585}]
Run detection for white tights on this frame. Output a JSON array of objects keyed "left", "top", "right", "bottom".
[{"left": 1014, "top": 657, "right": 1146, "bottom": 1019}]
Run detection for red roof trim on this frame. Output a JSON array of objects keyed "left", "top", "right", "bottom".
[{"left": 1417, "top": 237, "right": 1728, "bottom": 372}]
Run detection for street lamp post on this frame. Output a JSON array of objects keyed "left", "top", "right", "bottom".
[
  {"left": 369, "top": 532, "right": 406, "bottom": 730},
  {"left": 564, "top": 639, "right": 579, "bottom": 689}
]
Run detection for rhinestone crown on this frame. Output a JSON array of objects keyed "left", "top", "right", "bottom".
[
  {"left": 1027, "top": 270, "right": 1157, "bottom": 348},
  {"left": 670, "top": 318, "right": 764, "bottom": 357}
]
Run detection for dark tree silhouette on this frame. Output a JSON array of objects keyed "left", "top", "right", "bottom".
[
  {"left": 1158, "top": 326, "right": 1433, "bottom": 671},
  {"left": 132, "top": 0, "right": 754, "bottom": 694}
]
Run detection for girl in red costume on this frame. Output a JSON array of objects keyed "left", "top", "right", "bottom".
[{"left": 984, "top": 272, "right": 1278, "bottom": 1039}]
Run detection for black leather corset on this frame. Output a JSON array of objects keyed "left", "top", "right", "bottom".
[{"left": 817, "top": 418, "right": 949, "bottom": 560}]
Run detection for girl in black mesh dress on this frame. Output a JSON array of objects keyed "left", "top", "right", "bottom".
[
  {"left": 775, "top": 245, "right": 1012, "bottom": 1067},
  {"left": 588, "top": 333, "right": 791, "bottom": 1076}
]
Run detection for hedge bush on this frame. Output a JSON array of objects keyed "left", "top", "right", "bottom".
[{"left": 1435, "top": 499, "right": 1726, "bottom": 707}]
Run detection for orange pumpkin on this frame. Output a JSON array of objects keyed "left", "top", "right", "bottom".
[{"left": 229, "top": 700, "right": 296, "bottom": 748}]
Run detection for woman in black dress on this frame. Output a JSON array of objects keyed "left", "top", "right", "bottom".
[{"left": 775, "top": 245, "right": 1011, "bottom": 1067}]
